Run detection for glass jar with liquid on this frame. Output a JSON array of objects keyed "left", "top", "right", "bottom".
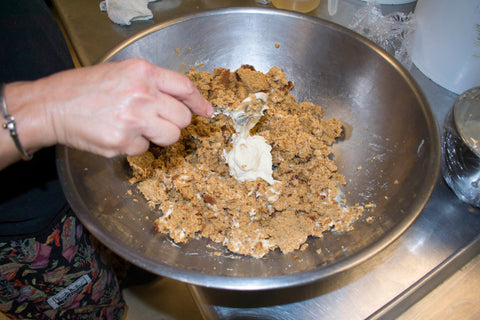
[{"left": 271, "top": 0, "right": 321, "bottom": 13}]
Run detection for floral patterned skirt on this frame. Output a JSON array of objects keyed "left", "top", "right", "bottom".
[{"left": 0, "top": 206, "right": 126, "bottom": 320}]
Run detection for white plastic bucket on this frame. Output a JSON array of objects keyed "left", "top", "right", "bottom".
[{"left": 411, "top": 0, "right": 480, "bottom": 94}]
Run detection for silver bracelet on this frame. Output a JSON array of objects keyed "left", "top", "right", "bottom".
[{"left": 1, "top": 84, "right": 33, "bottom": 161}]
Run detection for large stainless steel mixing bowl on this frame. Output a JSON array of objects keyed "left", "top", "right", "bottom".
[{"left": 57, "top": 8, "right": 440, "bottom": 290}]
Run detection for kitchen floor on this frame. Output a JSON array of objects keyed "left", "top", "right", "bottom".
[{"left": 398, "top": 253, "right": 480, "bottom": 320}]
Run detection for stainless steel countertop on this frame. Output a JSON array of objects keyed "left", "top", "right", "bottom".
[{"left": 52, "top": 0, "right": 480, "bottom": 318}]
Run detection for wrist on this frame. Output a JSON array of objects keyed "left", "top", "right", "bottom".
[
  {"left": 3, "top": 82, "right": 58, "bottom": 155},
  {"left": 1, "top": 84, "right": 32, "bottom": 160}
]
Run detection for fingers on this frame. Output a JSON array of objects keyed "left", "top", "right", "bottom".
[
  {"left": 140, "top": 116, "right": 182, "bottom": 147},
  {"left": 152, "top": 66, "right": 213, "bottom": 118},
  {"left": 80, "top": 117, "right": 181, "bottom": 158},
  {"left": 118, "top": 135, "right": 151, "bottom": 156},
  {"left": 154, "top": 92, "right": 192, "bottom": 129},
  {"left": 110, "top": 97, "right": 184, "bottom": 152}
]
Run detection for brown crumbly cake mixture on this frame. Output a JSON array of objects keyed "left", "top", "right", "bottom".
[{"left": 127, "top": 65, "right": 364, "bottom": 258}]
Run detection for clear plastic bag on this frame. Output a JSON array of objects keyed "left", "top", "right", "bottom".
[
  {"left": 442, "top": 87, "right": 480, "bottom": 207},
  {"left": 348, "top": 0, "right": 416, "bottom": 69}
]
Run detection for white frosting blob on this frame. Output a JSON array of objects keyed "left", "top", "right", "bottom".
[{"left": 223, "top": 134, "right": 274, "bottom": 185}]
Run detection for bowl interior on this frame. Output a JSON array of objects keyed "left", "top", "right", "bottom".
[{"left": 57, "top": 8, "right": 440, "bottom": 290}]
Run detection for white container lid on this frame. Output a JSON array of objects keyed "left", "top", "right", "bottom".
[{"left": 359, "top": 0, "right": 416, "bottom": 4}]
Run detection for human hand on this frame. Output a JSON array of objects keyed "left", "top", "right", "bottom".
[{"left": 3, "top": 58, "right": 213, "bottom": 161}]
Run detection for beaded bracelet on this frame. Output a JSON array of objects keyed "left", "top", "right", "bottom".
[{"left": 1, "top": 84, "right": 33, "bottom": 161}]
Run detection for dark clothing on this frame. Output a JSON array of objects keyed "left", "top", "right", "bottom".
[
  {"left": 0, "top": 0, "right": 74, "bottom": 83},
  {"left": 0, "top": 0, "right": 73, "bottom": 239},
  {"left": 0, "top": 147, "right": 67, "bottom": 239}
]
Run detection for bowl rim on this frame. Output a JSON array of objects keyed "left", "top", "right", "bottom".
[{"left": 58, "top": 7, "right": 441, "bottom": 291}]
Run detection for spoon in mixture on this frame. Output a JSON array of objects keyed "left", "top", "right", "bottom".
[{"left": 212, "top": 92, "right": 269, "bottom": 128}]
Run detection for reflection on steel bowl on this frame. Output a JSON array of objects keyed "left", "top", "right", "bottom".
[{"left": 56, "top": 8, "right": 440, "bottom": 290}]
